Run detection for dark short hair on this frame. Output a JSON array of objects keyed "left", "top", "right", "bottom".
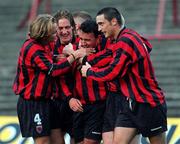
[
  {"left": 79, "top": 20, "right": 100, "bottom": 38},
  {"left": 97, "top": 7, "right": 122, "bottom": 25}
]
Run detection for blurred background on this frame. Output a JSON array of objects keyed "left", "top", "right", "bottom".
[
  {"left": 0, "top": 0, "right": 180, "bottom": 116},
  {"left": 0, "top": 0, "right": 180, "bottom": 143}
]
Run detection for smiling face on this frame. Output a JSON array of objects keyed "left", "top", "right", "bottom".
[
  {"left": 57, "top": 18, "right": 73, "bottom": 45},
  {"left": 96, "top": 14, "right": 114, "bottom": 39},
  {"left": 78, "top": 30, "right": 97, "bottom": 48}
]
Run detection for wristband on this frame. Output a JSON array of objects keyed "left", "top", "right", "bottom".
[{"left": 71, "top": 53, "right": 76, "bottom": 60}]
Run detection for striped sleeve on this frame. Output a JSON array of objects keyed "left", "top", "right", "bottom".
[
  {"left": 86, "top": 32, "right": 149, "bottom": 82},
  {"left": 87, "top": 47, "right": 132, "bottom": 82},
  {"left": 83, "top": 49, "right": 112, "bottom": 67},
  {"left": 31, "top": 46, "right": 71, "bottom": 77}
]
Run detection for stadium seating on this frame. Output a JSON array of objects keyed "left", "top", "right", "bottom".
[{"left": 0, "top": 0, "right": 179, "bottom": 116}]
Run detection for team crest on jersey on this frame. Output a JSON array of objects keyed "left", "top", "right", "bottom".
[{"left": 36, "top": 125, "right": 43, "bottom": 134}]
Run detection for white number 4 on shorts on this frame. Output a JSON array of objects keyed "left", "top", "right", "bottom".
[{"left": 34, "top": 113, "right": 42, "bottom": 125}]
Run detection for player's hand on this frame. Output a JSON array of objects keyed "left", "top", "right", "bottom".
[
  {"left": 81, "top": 62, "right": 91, "bottom": 77},
  {"left": 63, "top": 43, "right": 74, "bottom": 56},
  {"left": 69, "top": 98, "right": 83, "bottom": 112},
  {"left": 73, "top": 48, "right": 95, "bottom": 59}
]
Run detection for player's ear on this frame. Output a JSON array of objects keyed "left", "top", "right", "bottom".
[{"left": 111, "top": 18, "right": 118, "bottom": 26}]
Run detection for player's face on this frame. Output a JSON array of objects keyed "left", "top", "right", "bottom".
[
  {"left": 96, "top": 14, "right": 114, "bottom": 39},
  {"left": 57, "top": 18, "right": 73, "bottom": 45},
  {"left": 79, "top": 30, "right": 97, "bottom": 48}
]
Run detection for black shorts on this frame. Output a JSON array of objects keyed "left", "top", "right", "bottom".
[
  {"left": 116, "top": 96, "right": 167, "bottom": 137},
  {"left": 50, "top": 99, "right": 73, "bottom": 136},
  {"left": 73, "top": 101, "right": 106, "bottom": 143},
  {"left": 103, "top": 92, "right": 124, "bottom": 132},
  {"left": 17, "top": 97, "right": 51, "bottom": 138}
]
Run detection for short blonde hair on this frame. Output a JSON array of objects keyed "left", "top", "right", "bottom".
[{"left": 29, "top": 14, "right": 56, "bottom": 40}]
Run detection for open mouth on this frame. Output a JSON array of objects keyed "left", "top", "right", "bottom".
[{"left": 62, "top": 35, "right": 69, "bottom": 38}]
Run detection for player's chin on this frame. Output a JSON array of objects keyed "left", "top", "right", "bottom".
[{"left": 61, "top": 39, "right": 71, "bottom": 45}]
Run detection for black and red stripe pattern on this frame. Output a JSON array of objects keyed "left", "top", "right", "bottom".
[
  {"left": 74, "top": 36, "right": 109, "bottom": 104},
  {"left": 74, "top": 70, "right": 107, "bottom": 104},
  {"left": 52, "top": 38, "right": 77, "bottom": 99},
  {"left": 87, "top": 28, "right": 165, "bottom": 107},
  {"left": 13, "top": 38, "right": 72, "bottom": 100},
  {"left": 82, "top": 37, "right": 112, "bottom": 67}
]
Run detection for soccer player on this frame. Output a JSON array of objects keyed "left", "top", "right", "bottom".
[
  {"left": 51, "top": 9, "right": 94, "bottom": 144},
  {"left": 13, "top": 14, "right": 89, "bottom": 144},
  {"left": 69, "top": 19, "right": 109, "bottom": 144},
  {"left": 81, "top": 7, "right": 167, "bottom": 144}
]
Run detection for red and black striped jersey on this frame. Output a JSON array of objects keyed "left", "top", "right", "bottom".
[
  {"left": 13, "top": 38, "right": 72, "bottom": 100},
  {"left": 82, "top": 37, "right": 112, "bottom": 67},
  {"left": 87, "top": 28, "right": 165, "bottom": 107},
  {"left": 74, "top": 69, "right": 107, "bottom": 104},
  {"left": 52, "top": 38, "right": 77, "bottom": 100},
  {"left": 74, "top": 36, "right": 109, "bottom": 104}
]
